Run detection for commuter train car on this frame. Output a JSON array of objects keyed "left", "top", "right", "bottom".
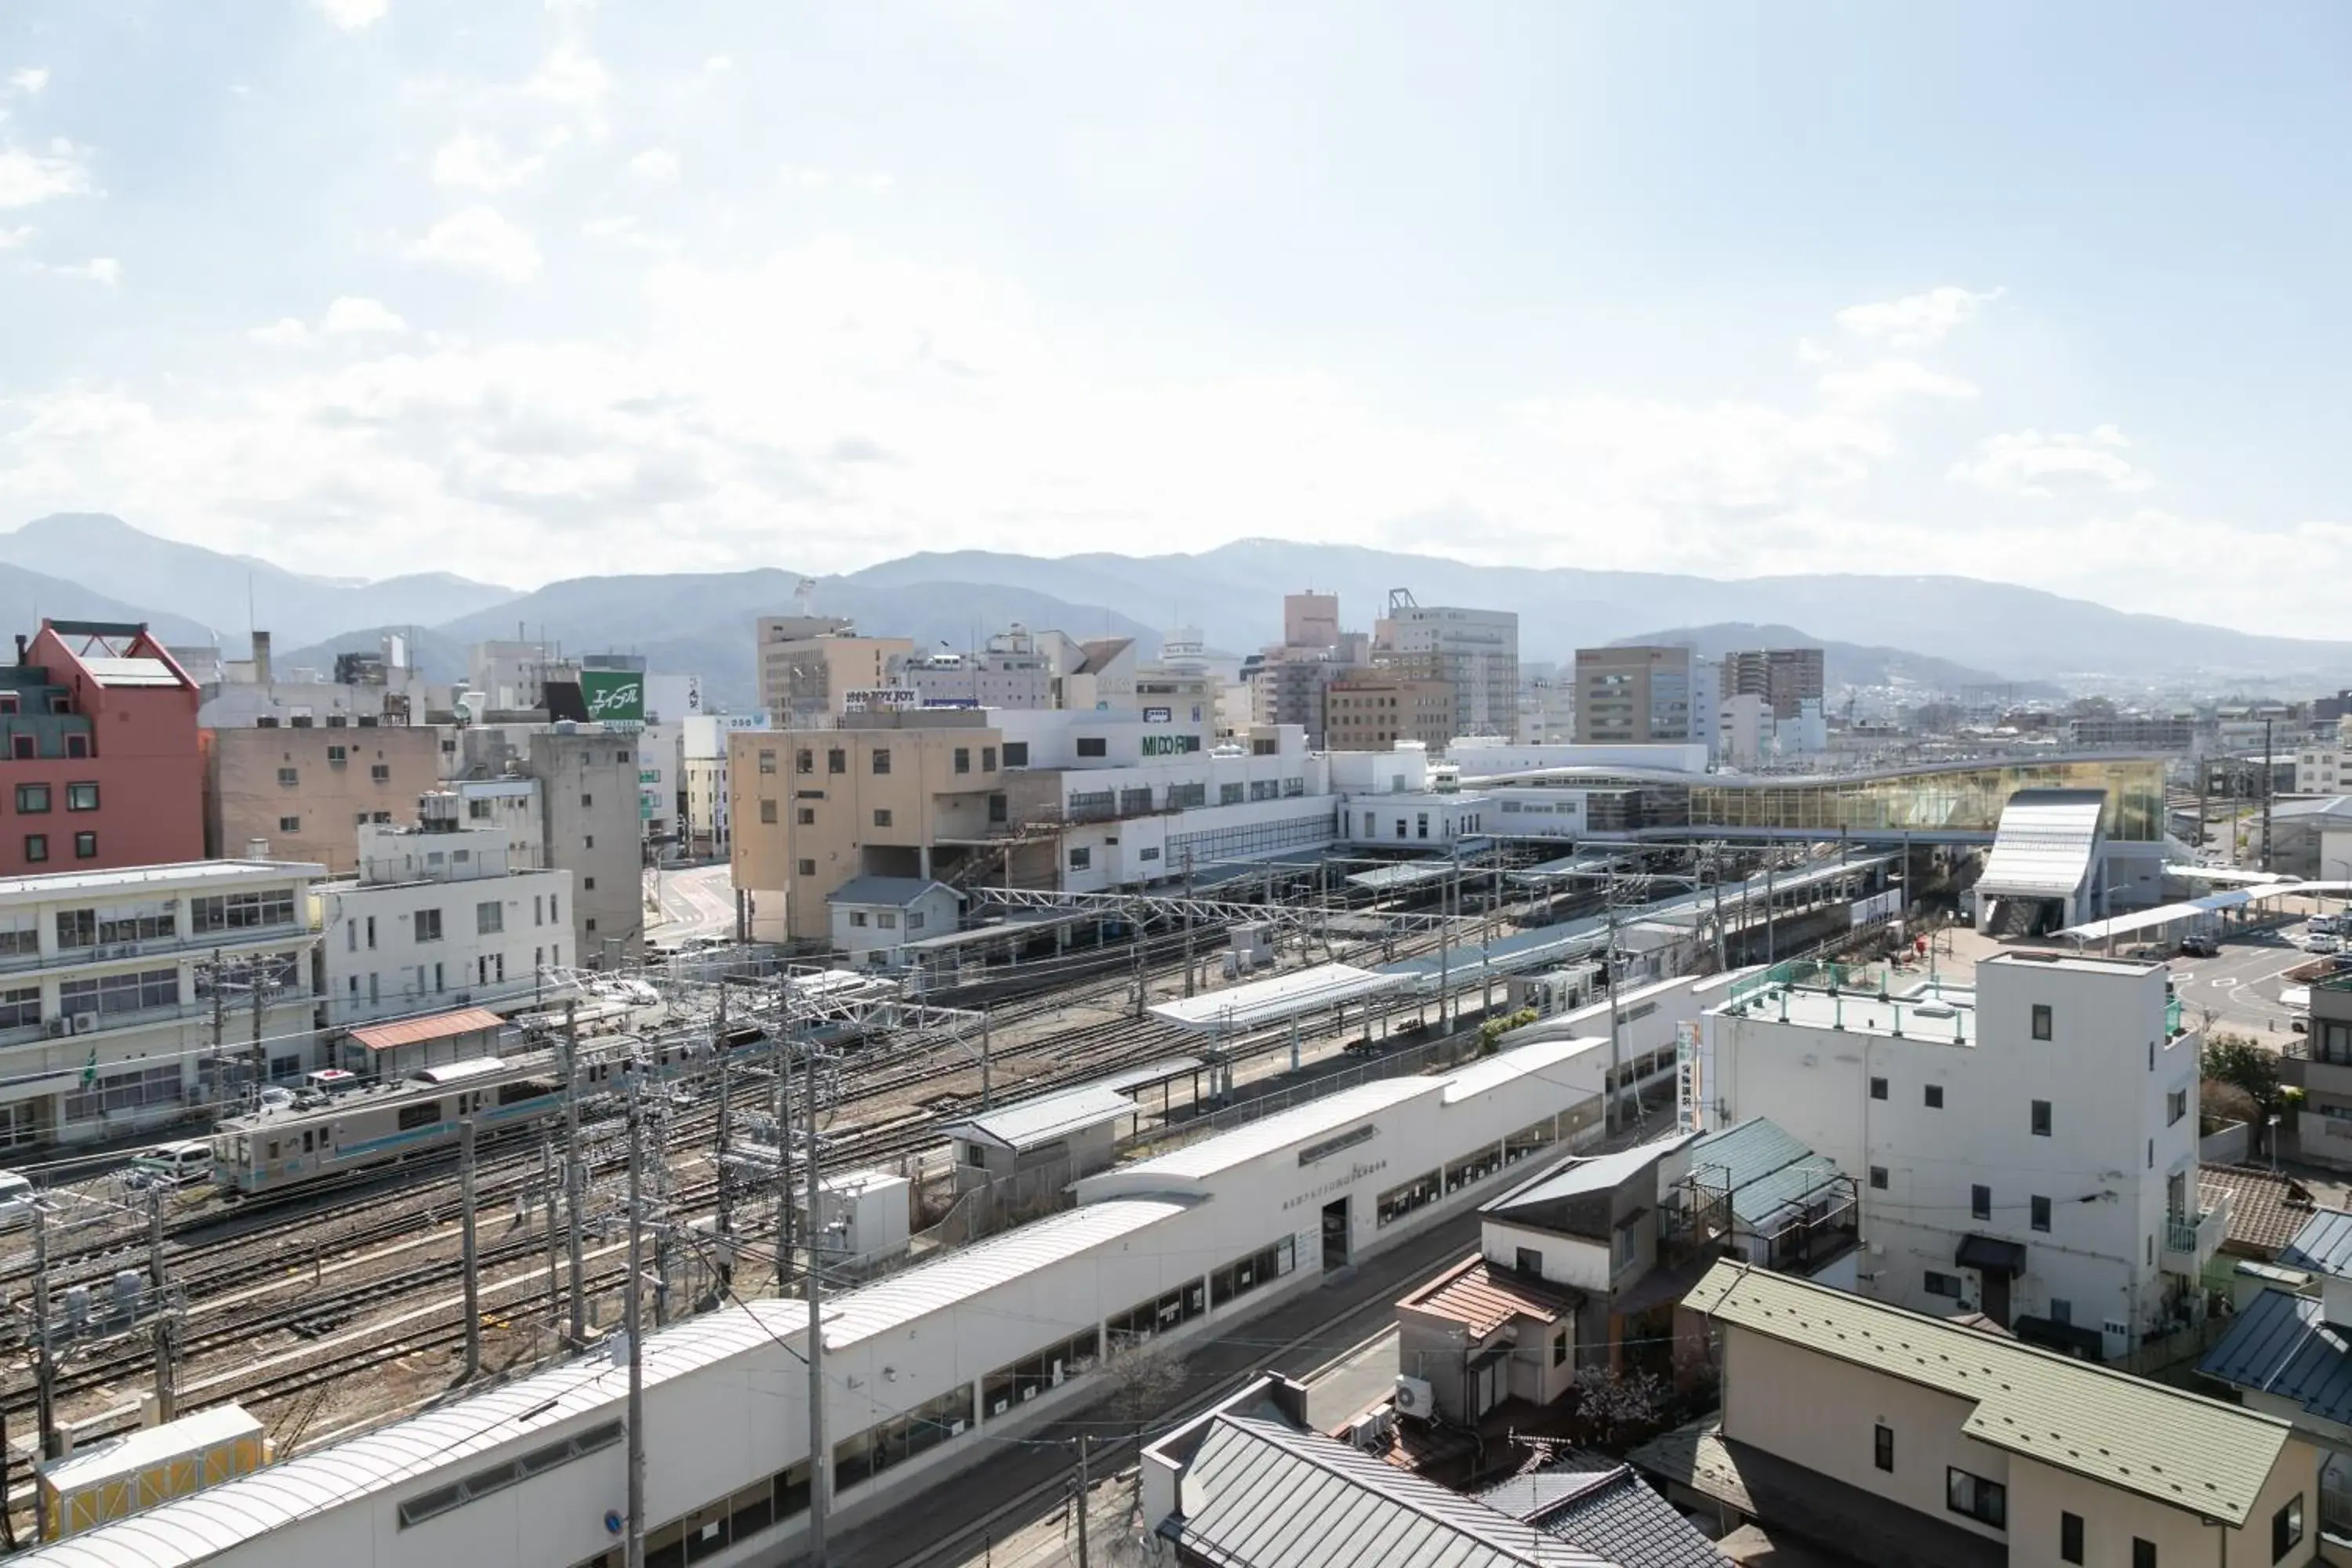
[{"left": 212, "top": 1038, "right": 703, "bottom": 1197}]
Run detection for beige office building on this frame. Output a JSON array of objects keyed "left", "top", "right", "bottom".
[
  {"left": 204, "top": 724, "right": 444, "bottom": 876},
  {"left": 1323, "top": 670, "right": 1456, "bottom": 753},
  {"left": 1573, "top": 644, "right": 1696, "bottom": 744},
  {"left": 730, "top": 710, "right": 1005, "bottom": 945},
  {"left": 755, "top": 618, "right": 913, "bottom": 725}
]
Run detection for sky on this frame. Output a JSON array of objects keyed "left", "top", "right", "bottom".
[{"left": 0, "top": 2, "right": 2346, "bottom": 623}]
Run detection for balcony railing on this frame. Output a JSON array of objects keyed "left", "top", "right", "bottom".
[{"left": 2161, "top": 1185, "right": 2233, "bottom": 1273}]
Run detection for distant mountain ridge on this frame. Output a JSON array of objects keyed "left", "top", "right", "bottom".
[
  {"left": 1605, "top": 622, "right": 2063, "bottom": 697},
  {"left": 15, "top": 516, "right": 2352, "bottom": 707}
]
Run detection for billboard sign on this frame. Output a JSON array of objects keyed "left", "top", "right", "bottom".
[
  {"left": 1142, "top": 706, "right": 1173, "bottom": 724},
  {"left": 844, "top": 688, "right": 919, "bottom": 713},
  {"left": 581, "top": 671, "right": 646, "bottom": 724}
]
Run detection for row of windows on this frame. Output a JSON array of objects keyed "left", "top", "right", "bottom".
[
  {"left": 278, "top": 763, "right": 393, "bottom": 786},
  {"left": 19, "top": 832, "right": 98, "bottom": 863},
  {"left": 981, "top": 1328, "right": 1100, "bottom": 1420},
  {"left": 846, "top": 909, "right": 924, "bottom": 931},
  {"left": 11, "top": 782, "right": 99, "bottom": 815},
  {"left": 1166, "top": 814, "right": 1332, "bottom": 871},
  {"left": 1867, "top": 1170, "right": 2060, "bottom": 1234},
  {"left": 62, "top": 1062, "right": 180, "bottom": 1123}
]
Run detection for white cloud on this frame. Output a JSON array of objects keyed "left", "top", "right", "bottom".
[
  {"left": 431, "top": 130, "right": 546, "bottom": 192},
  {"left": 524, "top": 40, "right": 608, "bottom": 129},
  {"left": 701, "top": 55, "right": 733, "bottom": 76},
  {"left": 778, "top": 165, "right": 892, "bottom": 193},
  {"left": 1814, "top": 358, "right": 1977, "bottom": 410},
  {"left": 626, "top": 148, "right": 680, "bottom": 183},
  {"left": 34, "top": 256, "right": 119, "bottom": 284},
  {"left": 406, "top": 205, "right": 542, "bottom": 282},
  {"left": 321, "top": 295, "right": 408, "bottom": 334},
  {"left": 1834, "top": 285, "right": 2003, "bottom": 350},
  {"left": 249, "top": 318, "right": 312, "bottom": 347},
  {"left": 778, "top": 165, "right": 830, "bottom": 190},
  {"left": 0, "top": 140, "right": 92, "bottom": 209},
  {"left": 1948, "top": 424, "right": 2152, "bottom": 499},
  {"left": 6, "top": 68, "right": 48, "bottom": 96},
  {"left": 310, "top": 0, "right": 389, "bottom": 31},
  {"left": 0, "top": 225, "right": 29, "bottom": 249}
]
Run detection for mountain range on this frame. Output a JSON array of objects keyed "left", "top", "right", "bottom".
[
  {"left": 7, "top": 514, "right": 2352, "bottom": 710},
  {"left": 1606, "top": 623, "right": 2067, "bottom": 699}
]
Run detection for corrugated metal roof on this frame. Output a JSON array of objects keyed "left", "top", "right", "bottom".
[
  {"left": 1442, "top": 1034, "right": 1607, "bottom": 1105},
  {"left": 1685, "top": 1261, "right": 2293, "bottom": 1525},
  {"left": 41, "top": 1405, "right": 263, "bottom": 1490},
  {"left": 1105, "top": 1076, "right": 1438, "bottom": 1182},
  {"left": 1976, "top": 788, "right": 2103, "bottom": 900},
  {"left": 1483, "top": 1134, "right": 1697, "bottom": 1216},
  {"left": 2199, "top": 1288, "right": 2352, "bottom": 1428},
  {"left": 940, "top": 1083, "right": 1138, "bottom": 1152},
  {"left": 1345, "top": 861, "right": 1455, "bottom": 892},
  {"left": 1685, "top": 1117, "right": 1843, "bottom": 1226},
  {"left": 1171, "top": 1412, "right": 1608, "bottom": 1567},
  {"left": 2280, "top": 1207, "right": 2352, "bottom": 1276},
  {"left": 824, "top": 1198, "right": 1186, "bottom": 1348},
  {"left": 79, "top": 655, "right": 183, "bottom": 688},
  {"left": 348, "top": 1006, "right": 506, "bottom": 1051},
  {"left": 1401, "top": 1256, "right": 1582, "bottom": 1337},
  {"left": 1149, "top": 964, "right": 1414, "bottom": 1033},
  {"left": 1523, "top": 1466, "right": 1733, "bottom": 1568}
]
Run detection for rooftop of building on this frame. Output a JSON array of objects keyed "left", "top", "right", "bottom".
[
  {"left": 940, "top": 1083, "right": 1139, "bottom": 1152},
  {"left": 2279, "top": 1206, "right": 2352, "bottom": 1277},
  {"left": 0, "top": 858, "right": 325, "bottom": 901},
  {"left": 1715, "top": 971, "right": 1977, "bottom": 1046},
  {"left": 1685, "top": 1259, "right": 2296, "bottom": 1525},
  {"left": 1400, "top": 1254, "right": 1584, "bottom": 1338},
  {"left": 2200, "top": 1287, "right": 2352, "bottom": 1428},
  {"left": 2198, "top": 1165, "right": 2322, "bottom": 1259}
]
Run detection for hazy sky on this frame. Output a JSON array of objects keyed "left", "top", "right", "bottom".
[{"left": 0, "top": 2, "right": 2345, "bottom": 619}]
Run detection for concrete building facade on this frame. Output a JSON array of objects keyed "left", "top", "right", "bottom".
[
  {"left": 203, "top": 724, "right": 444, "bottom": 876},
  {"left": 1573, "top": 644, "right": 1694, "bottom": 745},
  {"left": 1719, "top": 648, "right": 1825, "bottom": 720},
  {"left": 1374, "top": 595, "right": 1519, "bottom": 741},
  {"left": 755, "top": 620, "right": 911, "bottom": 727},
  {"left": 0, "top": 858, "right": 325, "bottom": 1149},
  {"left": 1324, "top": 668, "right": 1456, "bottom": 753}
]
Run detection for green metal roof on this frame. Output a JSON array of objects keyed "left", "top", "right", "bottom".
[{"left": 1683, "top": 1260, "right": 2295, "bottom": 1526}]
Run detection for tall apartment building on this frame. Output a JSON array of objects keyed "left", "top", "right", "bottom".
[
  {"left": 439, "top": 724, "right": 644, "bottom": 966},
  {"left": 314, "top": 803, "right": 574, "bottom": 1032},
  {"left": 1515, "top": 662, "right": 1575, "bottom": 745},
  {"left": 1373, "top": 591, "right": 1519, "bottom": 740},
  {"left": 0, "top": 620, "right": 204, "bottom": 877},
  {"left": 730, "top": 710, "right": 1004, "bottom": 946},
  {"left": 203, "top": 724, "right": 444, "bottom": 875},
  {"left": 1250, "top": 652, "right": 1340, "bottom": 748},
  {"left": 1704, "top": 949, "right": 2216, "bottom": 1347},
  {"left": 0, "top": 857, "right": 325, "bottom": 1149},
  {"left": 467, "top": 640, "right": 572, "bottom": 713},
  {"left": 681, "top": 712, "right": 773, "bottom": 857},
  {"left": 1719, "top": 647, "right": 1825, "bottom": 720},
  {"left": 1323, "top": 668, "right": 1455, "bottom": 753},
  {"left": 1573, "top": 644, "right": 1695, "bottom": 744},
  {"left": 1282, "top": 590, "right": 1341, "bottom": 650},
  {"left": 755, "top": 617, "right": 913, "bottom": 726}
]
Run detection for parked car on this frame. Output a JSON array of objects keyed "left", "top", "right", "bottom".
[
  {"left": 2178, "top": 933, "right": 2219, "bottom": 958},
  {"left": 125, "top": 1140, "right": 214, "bottom": 1189},
  {"left": 0, "top": 1171, "right": 35, "bottom": 1229},
  {"left": 2303, "top": 934, "right": 2343, "bottom": 955},
  {"left": 2311, "top": 916, "right": 2340, "bottom": 935}
]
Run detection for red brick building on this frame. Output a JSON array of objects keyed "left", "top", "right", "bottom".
[{"left": 0, "top": 621, "right": 203, "bottom": 875}]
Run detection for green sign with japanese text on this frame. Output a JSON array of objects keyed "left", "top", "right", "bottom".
[{"left": 581, "top": 670, "right": 645, "bottom": 724}]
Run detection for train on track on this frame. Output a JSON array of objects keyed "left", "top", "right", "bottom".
[{"left": 211, "top": 1042, "right": 701, "bottom": 1198}]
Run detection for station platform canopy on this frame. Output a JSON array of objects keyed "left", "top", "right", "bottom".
[
  {"left": 941, "top": 1083, "right": 1140, "bottom": 1153},
  {"left": 1345, "top": 861, "right": 1454, "bottom": 894},
  {"left": 895, "top": 908, "right": 1088, "bottom": 955},
  {"left": 1508, "top": 851, "right": 1626, "bottom": 886},
  {"left": 1149, "top": 964, "right": 1412, "bottom": 1034},
  {"left": 2061, "top": 880, "right": 2352, "bottom": 945},
  {"left": 349, "top": 1005, "right": 505, "bottom": 1054}
]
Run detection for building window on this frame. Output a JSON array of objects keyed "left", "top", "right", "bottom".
[
  {"left": 1924, "top": 1271, "right": 1963, "bottom": 1298},
  {"left": 584, "top": 877, "right": 596, "bottom": 891},
  {"left": 1924, "top": 1084, "right": 1944, "bottom": 1109},
  {"left": 761, "top": 800, "right": 779, "bottom": 825},
  {"left": 875, "top": 911, "right": 897, "bottom": 931},
  {"left": 1003, "top": 742, "right": 1029, "bottom": 768},
  {"left": 583, "top": 835, "right": 594, "bottom": 849},
  {"left": 277, "top": 767, "right": 299, "bottom": 786},
  {"left": 873, "top": 809, "right": 892, "bottom": 829},
  {"left": 1552, "top": 1330, "right": 1567, "bottom": 1367},
  {"left": 23, "top": 833, "right": 45, "bottom": 863},
  {"left": 2031, "top": 1004, "right": 2053, "bottom": 1040},
  {"left": 2132, "top": 1541, "right": 2155, "bottom": 1568},
  {"left": 797, "top": 807, "right": 815, "bottom": 826},
  {"left": 1869, "top": 1076, "right": 1887, "bottom": 1100},
  {"left": 849, "top": 912, "right": 868, "bottom": 928},
  {"left": 2031, "top": 1099, "right": 2052, "bottom": 1137},
  {"left": 477, "top": 902, "right": 503, "bottom": 935},
  {"left": 1515, "top": 1247, "right": 1543, "bottom": 1275},
  {"left": 276, "top": 815, "right": 300, "bottom": 833},
  {"left": 2167, "top": 1087, "right": 2187, "bottom": 1126},
  {"left": 2031, "top": 1195, "right": 2052, "bottom": 1232},
  {"left": 2274, "top": 1496, "right": 2303, "bottom": 1560},
  {"left": 954, "top": 747, "right": 971, "bottom": 775},
  {"left": 797, "top": 858, "right": 815, "bottom": 877},
  {"left": 1869, "top": 1166, "right": 1888, "bottom": 1190},
  {"left": 871, "top": 749, "right": 891, "bottom": 775},
  {"left": 828, "top": 748, "right": 846, "bottom": 775},
  {"left": 13, "top": 784, "right": 48, "bottom": 815},
  {"left": 368, "top": 763, "right": 390, "bottom": 783},
  {"left": 1076, "top": 738, "right": 1107, "bottom": 758},
  {"left": 792, "top": 749, "right": 810, "bottom": 775},
  {"left": 64, "top": 782, "right": 97, "bottom": 811},
  {"left": 1972, "top": 1184, "right": 1991, "bottom": 1220},
  {"left": 907, "top": 912, "right": 925, "bottom": 931},
  {"left": 414, "top": 909, "right": 443, "bottom": 942},
  {"left": 1874, "top": 1423, "right": 1893, "bottom": 1472},
  {"left": 580, "top": 793, "right": 593, "bottom": 808},
  {"left": 982, "top": 746, "right": 997, "bottom": 771},
  {"left": 2060, "top": 1512, "right": 2084, "bottom": 1564},
  {"left": 1946, "top": 1467, "right": 2006, "bottom": 1530},
  {"left": 1069, "top": 847, "right": 1091, "bottom": 871}
]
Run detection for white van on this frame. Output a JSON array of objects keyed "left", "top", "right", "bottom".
[
  {"left": 128, "top": 1141, "right": 214, "bottom": 1188},
  {"left": 0, "top": 1172, "right": 34, "bottom": 1229}
]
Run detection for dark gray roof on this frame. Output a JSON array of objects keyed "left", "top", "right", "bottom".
[
  {"left": 1475, "top": 1468, "right": 1620, "bottom": 1522},
  {"left": 1169, "top": 1412, "right": 1609, "bottom": 1567},
  {"left": 1530, "top": 1467, "right": 1731, "bottom": 1568},
  {"left": 1484, "top": 1134, "right": 1698, "bottom": 1218},
  {"left": 2280, "top": 1207, "right": 2352, "bottom": 1277},
  {"left": 829, "top": 876, "right": 955, "bottom": 909},
  {"left": 2199, "top": 1288, "right": 2352, "bottom": 1426}
]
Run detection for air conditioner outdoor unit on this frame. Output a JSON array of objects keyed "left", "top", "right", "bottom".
[
  {"left": 1393, "top": 1374, "right": 1434, "bottom": 1419},
  {"left": 71, "top": 1013, "right": 98, "bottom": 1035},
  {"left": 42, "top": 1018, "right": 68, "bottom": 1039}
]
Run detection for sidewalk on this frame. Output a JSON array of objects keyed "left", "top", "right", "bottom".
[{"left": 813, "top": 1211, "right": 1486, "bottom": 1568}]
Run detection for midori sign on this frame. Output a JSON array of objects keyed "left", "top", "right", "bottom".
[{"left": 580, "top": 671, "right": 646, "bottom": 724}]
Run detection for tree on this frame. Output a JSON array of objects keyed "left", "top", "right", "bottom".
[
  {"left": 1476, "top": 1008, "right": 1538, "bottom": 1058},
  {"left": 2204, "top": 1033, "right": 2285, "bottom": 1153},
  {"left": 1569, "top": 1364, "right": 1671, "bottom": 1449}
]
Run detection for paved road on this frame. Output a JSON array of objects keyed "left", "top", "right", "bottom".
[
  {"left": 647, "top": 861, "right": 736, "bottom": 942},
  {"left": 2170, "top": 920, "right": 2339, "bottom": 1044}
]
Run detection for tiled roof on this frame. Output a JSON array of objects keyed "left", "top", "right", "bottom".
[
  {"left": 1526, "top": 1465, "right": 1732, "bottom": 1568},
  {"left": 1683, "top": 1260, "right": 2295, "bottom": 1526},
  {"left": 2200, "top": 1288, "right": 2352, "bottom": 1427},
  {"left": 2201, "top": 1165, "right": 2320, "bottom": 1258},
  {"left": 1401, "top": 1255, "right": 1584, "bottom": 1338}
]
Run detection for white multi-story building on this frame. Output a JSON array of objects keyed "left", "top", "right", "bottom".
[
  {"left": 314, "top": 804, "right": 574, "bottom": 1031},
  {"left": 449, "top": 776, "right": 545, "bottom": 869},
  {"left": 2298, "top": 747, "right": 2350, "bottom": 797},
  {"left": 0, "top": 858, "right": 326, "bottom": 1149},
  {"left": 681, "top": 712, "right": 773, "bottom": 857},
  {"left": 1702, "top": 949, "right": 2218, "bottom": 1354}
]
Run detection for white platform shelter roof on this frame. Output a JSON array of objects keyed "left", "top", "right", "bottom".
[
  {"left": 1976, "top": 789, "right": 2104, "bottom": 900},
  {"left": 1149, "top": 964, "right": 1412, "bottom": 1033}
]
